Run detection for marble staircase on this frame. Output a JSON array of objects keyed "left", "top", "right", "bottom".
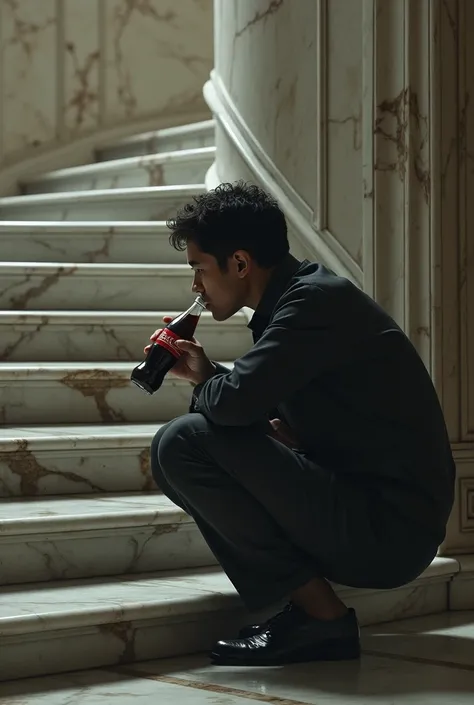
[
  {"left": 0, "top": 120, "right": 255, "bottom": 681},
  {"left": 0, "top": 119, "right": 465, "bottom": 682}
]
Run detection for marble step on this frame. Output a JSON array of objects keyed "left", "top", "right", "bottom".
[
  {"left": 0, "top": 185, "right": 204, "bottom": 221},
  {"left": 0, "top": 558, "right": 459, "bottom": 681},
  {"left": 0, "top": 263, "right": 195, "bottom": 311},
  {"left": 0, "top": 566, "right": 247, "bottom": 681},
  {"left": 0, "top": 493, "right": 217, "bottom": 585},
  {"left": 0, "top": 310, "right": 252, "bottom": 362},
  {"left": 0, "top": 423, "right": 160, "bottom": 497},
  {"left": 97, "top": 119, "right": 215, "bottom": 161},
  {"left": 0, "top": 361, "right": 232, "bottom": 425},
  {"left": 23, "top": 147, "right": 215, "bottom": 194},
  {"left": 0, "top": 222, "right": 185, "bottom": 263}
]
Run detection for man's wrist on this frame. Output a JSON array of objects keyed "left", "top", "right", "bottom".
[{"left": 192, "top": 361, "right": 217, "bottom": 386}]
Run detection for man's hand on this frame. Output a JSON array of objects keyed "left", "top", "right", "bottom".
[
  {"left": 268, "top": 419, "right": 301, "bottom": 449},
  {"left": 145, "top": 316, "right": 216, "bottom": 385}
]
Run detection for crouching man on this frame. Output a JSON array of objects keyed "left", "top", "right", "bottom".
[{"left": 149, "top": 181, "right": 455, "bottom": 667}]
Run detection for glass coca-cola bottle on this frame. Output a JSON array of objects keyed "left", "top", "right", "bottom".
[{"left": 131, "top": 294, "right": 206, "bottom": 395}]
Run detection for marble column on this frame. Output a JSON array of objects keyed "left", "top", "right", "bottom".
[{"left": 204, "top": 0, "right": 474, "bottom": 556}]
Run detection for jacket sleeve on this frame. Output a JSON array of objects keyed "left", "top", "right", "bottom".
[{"left": 192, "top": 284, "right": 346, "bottom": 426}]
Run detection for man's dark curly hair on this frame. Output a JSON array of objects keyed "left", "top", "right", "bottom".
[{"left": 167, "top": 181, "right": 289, "bottom": 270}]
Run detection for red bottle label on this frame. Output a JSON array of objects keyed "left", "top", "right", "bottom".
[{"left": 154, "top": 328, "right": 182, "bottom": 359}]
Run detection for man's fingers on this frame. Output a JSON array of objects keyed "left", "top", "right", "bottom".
[
  {"left": 175, "top": 339, "right": 201, "bottom": 356},
  {"left": 149, "top": 317, "right": 173, "bottom": 341}
]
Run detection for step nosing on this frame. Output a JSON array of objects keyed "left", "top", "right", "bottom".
[
  {"left": 97, "top": 120, "right": 215, "bottom": 148},
  {"left": 0, "top": 184, "right": 205, "bottom": 206},
  {"left": 0, "top": 221, "right": 169, "bottom": 229},
  {"left": 0, "top": 310, "right": 246, "bottom": 322},
  {"left": 0, "top": 361, "right": 232, "bottom": 380},
  {"left": 27, "top": 146, "right": 216, "bottom": 182},
  {"left": 0, "top": 511, "right": 193, "bottom": 534},
  {"left": 0, "top": 423, "right": 162, "bottom": 448},
  {"left": 0, "top": 590, "right": 235, "bottom": 636},
  {"left": 0, "top": 262, "right": 192, "bottom": 273}
]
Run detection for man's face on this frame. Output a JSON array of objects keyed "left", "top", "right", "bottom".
[{"left": 186, "top": 241, "right": 248, "bottom": 321}]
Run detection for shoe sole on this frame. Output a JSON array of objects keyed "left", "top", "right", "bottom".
[{"left": 210, "top": 641, "right": 361, "bottom": 667}]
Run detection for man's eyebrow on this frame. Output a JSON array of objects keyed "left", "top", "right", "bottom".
[{"left": 188, "top": 260, "right": 200, "bottom": 267}]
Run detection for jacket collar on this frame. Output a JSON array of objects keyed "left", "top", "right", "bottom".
[{"left": 247, "top": 253, "right": 303, "bottom": 336}]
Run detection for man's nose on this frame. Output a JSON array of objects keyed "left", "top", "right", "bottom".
[{"left": 192, "top": 277, "right": 204, "bottom": 294}]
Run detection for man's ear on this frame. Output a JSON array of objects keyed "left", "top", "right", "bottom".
[{"left": 233, "top": 251, "right": 251, "bottom": 276}]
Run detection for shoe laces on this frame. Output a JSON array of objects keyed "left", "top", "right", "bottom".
[{"left": 261, "top": 603, "right": 299, "bottom": 633}]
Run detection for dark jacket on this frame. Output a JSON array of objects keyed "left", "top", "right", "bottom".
[{"left": 192, "top": 254, "right": 455, "bottom": 538}]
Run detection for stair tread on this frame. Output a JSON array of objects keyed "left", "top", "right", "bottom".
[
  {"left": 0, "top": 492, "right": 190, "bottom": 533},
  {"left": 0, "top": 309, "right": 246, "bottom": 324},
  {"left": 0, "top": 221, "right": 171, "bottom": 232},
  {"left": 26, "top": 146, "right": 216, "bottom": 184},
  {"left": 0, "top": 184, "right": 205, "bottom": 206},
  {"left": 0, "top": 556, "right": 457, "bottom": 637},
  {"left": 97, "top": 119, "right": 215, "bottom": 150},
  {"left": 0, "top": 422, "right": 162, "bottom": 447},
  {"left": 0, "top": 360, "right": 231, "bottom": 370},
  {"left": 0, "top": 261, "right": 191, "bottom": 272},
  {"left": 0, "top": 565, "right": 235, "bottom": 636}
]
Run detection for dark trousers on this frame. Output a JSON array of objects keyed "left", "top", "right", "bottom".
[{"left": 151, "top": 413, "right": 438, "bottom": 611}]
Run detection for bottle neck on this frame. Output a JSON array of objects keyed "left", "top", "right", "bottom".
[{"left": 188, "top": 295, "right": 206, "bottom": 316}]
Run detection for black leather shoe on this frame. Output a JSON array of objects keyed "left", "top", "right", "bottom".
[
  {"left": 238, "top": 603, "right": 292, "bottom": 638},
  {"left": 211, "top": 605, "right": 360, "bottom": 666}
]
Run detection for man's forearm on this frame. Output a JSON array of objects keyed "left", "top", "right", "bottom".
[{"left": 189, "top": 363, "right": 274, "bottom": 433}]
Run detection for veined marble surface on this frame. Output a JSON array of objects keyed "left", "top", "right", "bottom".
[
  {"left": 450, "top": 555, "right": 474, "bottom": 611},
  {"left": 0, "top": 493, "right": 216, "bottom": 584},
  {"left": 0, "top": 559, "right": 465, "bottom": 684},
  {"left": 0, "top": 263, "right": 194, "bottom": 311},
  {"left": 98, "top": 120, "right": 215, "bottom": 160},
  {"left": 118, "top": 612, "right": 474, "bottom": 705},
  {"left": 0, "top": 361, "right": 234, "bottom": 424},
  {"left": 25, "top": 147, "right": 215, "bottom": 194},
  {"left": 3, "top": 611, "right": 474, "bottom": 703},
  {"left": 215, "top": 0, "right": 319, "bottom": 215},
  {"left": 0, "top": 422, "right": 159, "bottom": 496},
  {"left": 0, "top": 221, "right": 186, "bottom": 264},
  {"left": 0, "top": 185, "right": 205, "bottom": 221},
  {"left": 0, "top": 559, "right": 458, "bottom": 638},
  {"left": 0, "top": 0, "right": 213, "bottom": 164},
  {"left": 0, "top": 492, "right": 187, "bottom": 533},
  {"left": 0, "top": 566, "right": 238, "bottom": 636},
  {"left": 0, "top": 309, "right": 252, "bottom": 362}
]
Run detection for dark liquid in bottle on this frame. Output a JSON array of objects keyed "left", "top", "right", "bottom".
[{"left": 131, "top": 312, "right": 201, "bottom": 395}]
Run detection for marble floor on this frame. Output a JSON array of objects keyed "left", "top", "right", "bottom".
[{"left": 1, "top": 611, "right": 474, "bottom": 704}]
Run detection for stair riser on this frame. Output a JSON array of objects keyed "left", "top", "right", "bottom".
[
  {"left": 0, "top": 525, "right": 217, "bottom": 585},
  {"left": 0, "top": 230, "right": 184, "bottom": 264},
  {"left": 25, "top": 157, "right": 212, "bottom": 195},
  {"left": 0, "top": 194, "right": 199, "bottom": 221},
  {"left": 0, "top": 317, "right": 252, "bottom": 362},
  {"left": 0, "top": 374, "right": 193, "bottom": 424},
  {"left": 0, "top": 269, "right": 194, "bottom": 310},
  {"left": 0, "top": 442, "right": 156, "bottom": 497},
  {"left": 97, "top": 129, "right": 215, "bottom": 161},
  {"left": 0, "top": 608, "right": 245, "bottom": 682}
]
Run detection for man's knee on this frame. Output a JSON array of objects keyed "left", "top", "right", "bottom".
[
  {"left": 150, "top": 421, "right": 171, "bottom": 486},
  {"left": 154, "top": 413, "right": 211, "bottom": 483}
]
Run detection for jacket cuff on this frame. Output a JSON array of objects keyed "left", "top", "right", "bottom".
[{"left": 189, "top": 381, "right": 205, "bottom": 413}]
